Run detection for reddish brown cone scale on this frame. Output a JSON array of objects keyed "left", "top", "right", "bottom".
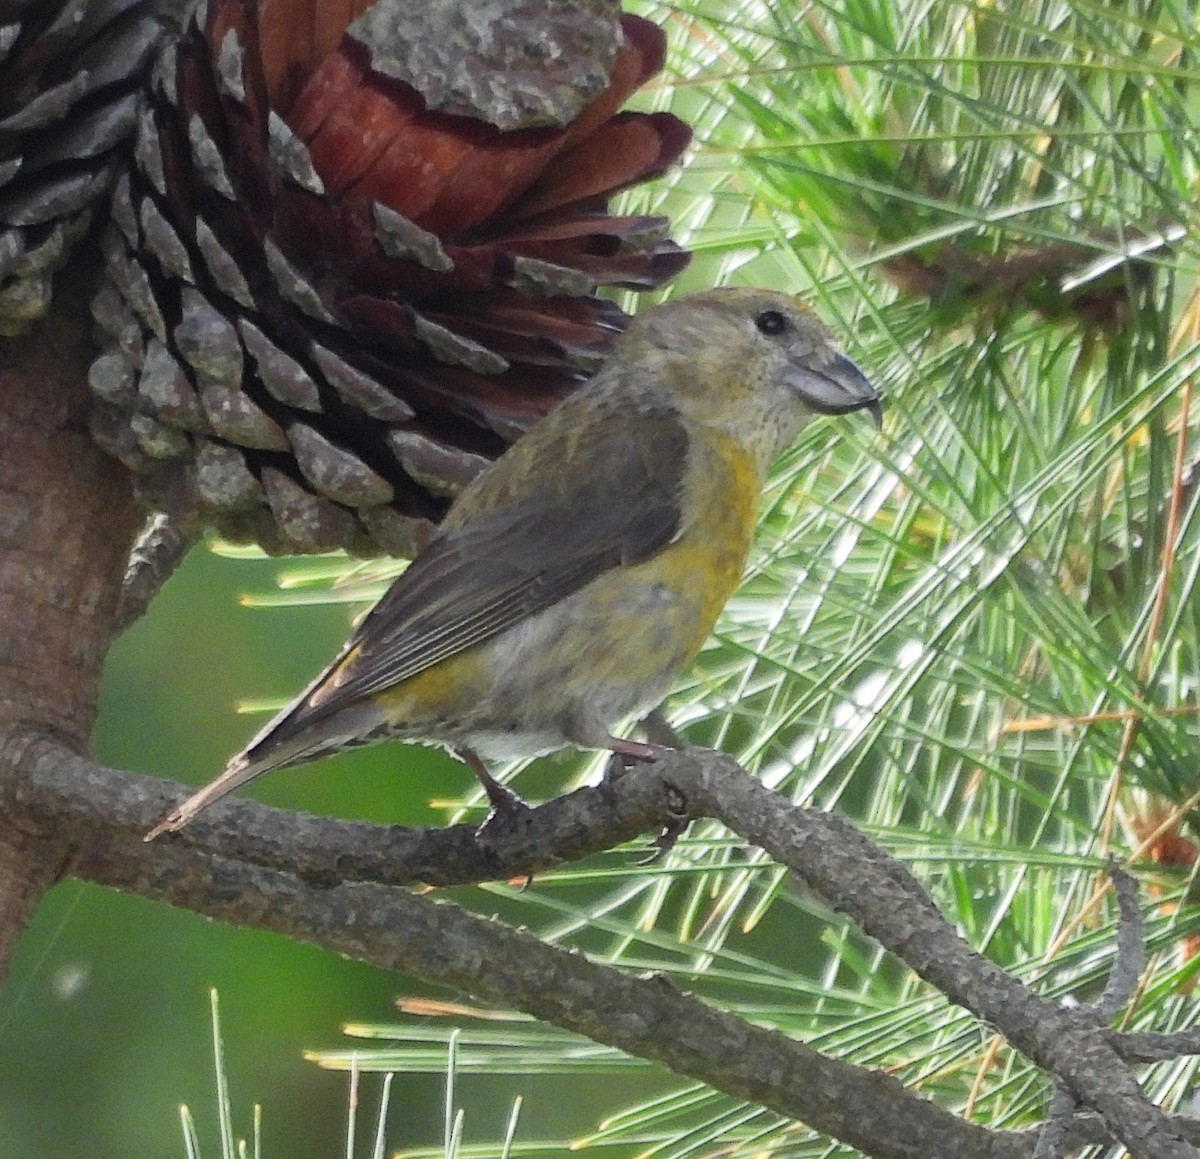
[{"left": 90, "top": 0, "right": 692, "bottom": 555}]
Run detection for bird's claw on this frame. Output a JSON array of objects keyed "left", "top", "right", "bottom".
[
  {"left": 633, "top": 783, "right": 690, "bottom": 865},
  {"left": 474, "top": 788, "right": 535, "bottom": 847}
]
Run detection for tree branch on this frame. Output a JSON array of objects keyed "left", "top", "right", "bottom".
[
  {"left": 114, "top": 511, "right": 201, "bottom": 632},
  {"left": 672, "top": 751, "right": 1191, "bottom": 1158},
  {"left": 8, "top": 731, "right": 1199, "bottom": 1157},
  {"left": 0, "top": 730, "right": 1054, "bottom": 1159}
]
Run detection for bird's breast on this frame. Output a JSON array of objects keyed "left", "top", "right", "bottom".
[
  {"left": 490, "top": 426, "right": 763, "bottom": 697},
  {"left": 372, "top": 427, "right": 764, "bottom": 750}
]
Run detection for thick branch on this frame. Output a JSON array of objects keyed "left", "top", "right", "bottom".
[
  {"left": 669, "top": 752, "right": 1192, "bottom": 1158},
  {"left": 9, "top": 735, "right": 1200, "bottom": 1156},
  {"left": 75, "top": 838, "right": 996, "bottom": 1159},
  {"left": 15, "top": 730, "right": 675, "bottom": 886}
]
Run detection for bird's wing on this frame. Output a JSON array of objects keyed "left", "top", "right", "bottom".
[{"left": 300, "top": 405, "right": 690, "bottom": 715}]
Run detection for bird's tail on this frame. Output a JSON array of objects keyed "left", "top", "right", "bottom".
[
  {"left": 144, "top": 697, "right": 390, "bottom": 841},
  {"left": 144, "top": 752, "right": 279, "bottom": 841}
]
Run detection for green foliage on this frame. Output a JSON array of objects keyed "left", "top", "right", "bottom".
[
  {"left": 15, "top": 2, "right": 1194, "bottom": 1156},
  {"left": 297, "top": 2, "right": 1200, "bottom": 1155}
]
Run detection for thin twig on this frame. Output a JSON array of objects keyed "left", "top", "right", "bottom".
[
  {"left": 1035, "top": 862, "right": 1149, "bottom": 1158},
  {"left": 1097, "top": 859, "right": 1147, "bottom": 1023},
  {"left": 114, "top": 512, "right": 201, "bottom": 632}
]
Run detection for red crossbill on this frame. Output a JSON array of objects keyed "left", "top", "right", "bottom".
[{"left": 146, "top": 287, "right": 880, "bottom": 840}]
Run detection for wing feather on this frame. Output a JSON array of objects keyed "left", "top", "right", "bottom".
[{"left": 261, "top": 403, "right": 689, "bottom": 746}]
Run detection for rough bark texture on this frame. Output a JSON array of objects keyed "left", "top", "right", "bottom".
[
  {"left": 0, "top": 257, "right": 141, "bottom": 978},
  {"left": 10, "top": 738, "right": 1200, "bottom": 1158}
]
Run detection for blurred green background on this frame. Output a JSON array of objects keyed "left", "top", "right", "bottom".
[
  {"left": 0, "top": 546, "right": 446, "bottom": 1157},
  {"left": 0, "top": 547, "right": 673, "bottom": 1156}
]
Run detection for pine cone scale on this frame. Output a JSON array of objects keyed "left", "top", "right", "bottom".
[
  {"left": 0, "top": 0, "right": 170, "bottom": 334},
  {"left": 87, "top": 0, "right": 691, "bottom": 555}
]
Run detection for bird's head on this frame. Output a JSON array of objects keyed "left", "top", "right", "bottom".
[{"left": 619, "top": 287, "right": 881, "bottom": 471}]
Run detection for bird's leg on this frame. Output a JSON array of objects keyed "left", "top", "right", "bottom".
[
  {"left": 458, "top": 746, "right": 523, "bottom": 811},
  {"left": 457, "top": 747, "right": 533, "bottom": 846},
  {"left": 585, "top": 729, "right": 689, "bottom": 861},
  {"left": 627, "top": 716, "right": 691, "bottom": 856},
  {"left": 607, "top": 734, "right": 671, "bottom": 761},
  {"left": 601, "top": 710, "right": 680, "bottom": 784},
  {"left": 599, "top": 736, "right": 663, "bottom": 786}
]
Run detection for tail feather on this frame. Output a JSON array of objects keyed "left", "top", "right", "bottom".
[
  {"left": 144, "top": 754, "right": 273, "bottom": 841},
  {"left": 144, "top": 697, "right": 392, "bottom": 841}
]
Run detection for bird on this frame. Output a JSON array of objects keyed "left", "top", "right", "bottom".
[{"left": 145, "top": 287, "right": 881, "bottom": 841}]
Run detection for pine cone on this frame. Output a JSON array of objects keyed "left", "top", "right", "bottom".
[
  {"left": 90, "top": 0, "right": 691, "bottom": 556},
  {"left": 0, "top": 0, "right": 170, "bottom": 336}
]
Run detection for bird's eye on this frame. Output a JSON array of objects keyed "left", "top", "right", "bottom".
[{"left": 755, "top": 309, "right": 787, "bottom": 336}]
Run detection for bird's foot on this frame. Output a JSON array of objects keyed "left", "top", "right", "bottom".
[
  {"left": 634, "top": 815, "right": 689, "bottom": 866},
  {"left": 473, "top": 776, "right": 536, "bottom": 850},
  {"left": 456, "top": 747, "right": 536, "bottom": 852},
  {"left": 599, "top": 736, "right": 671, "bottom": 797},
  {"left": 633, "top": 780, "right": 690, "bottom": 865},
  {"left": 589, "top": 736, "right": 689, "bottom": 862}
]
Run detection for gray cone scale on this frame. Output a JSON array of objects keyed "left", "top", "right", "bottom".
[{"left": 85, "top": 0, "right": 691, "bottom": 556}]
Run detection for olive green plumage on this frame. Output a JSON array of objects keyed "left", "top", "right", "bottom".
[{"left": 148, "top": 287, "right": 879, "bottom": 839}]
